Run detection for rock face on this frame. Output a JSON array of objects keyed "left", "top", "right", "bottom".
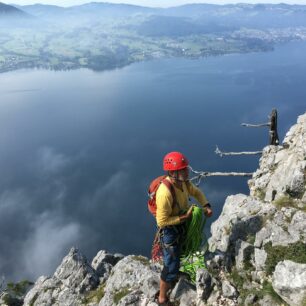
[
  {"left": 272, "top": 260, "right": 306, "bottom": 306},
  {"left": 23, "top": 247, "right": 100, "bottom": 306},
  {"left": 1, "top": 112, "right": 305, "bottom": 306},
  {"left": 208, "top": 194, "right": 276, "bottom": 253},
  {"left": 91, "top": 250, "right": 124, "bottom": 283},
  {"left": 249, "top": 113, "right": 306, "bottom": 202},
  {"left": 207, "top": 113, "right": 306, "bottom": 306},
  {"left": 98, "top": 255, "right": 160, "bottom": 306}
]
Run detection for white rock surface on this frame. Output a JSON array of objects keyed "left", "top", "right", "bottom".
[
  {"left": 24, "top": 248, "right": 99, "bottom": 306},
  {"left": 98, "top": 255, "right": 160, "bottom": 306},
  {"left": 249, "top": 113, "right": 306, "bottom": 202},
  {"left": 208, "top": 194, "right": 276, "bottom": 253},
  {"left": 254, "top": 248, "right": 267, "bottom": 270},
  {"left": 272, "top": 260, "right": 306, "bottom": 306},
  {"left": 221, "top": 280, "right": 238, "bottom": 299}
]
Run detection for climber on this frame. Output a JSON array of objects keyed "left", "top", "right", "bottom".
[{"left": 156, "top": 151, "right": 213, "bottom": 306}]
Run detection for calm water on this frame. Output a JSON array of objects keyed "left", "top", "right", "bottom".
[{"left": 0, "top": 40, "right": 305, "bottom": 281}]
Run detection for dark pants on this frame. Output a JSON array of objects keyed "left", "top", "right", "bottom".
[{"left": 160, "top": 224, "right": 186, "bottom": 283}]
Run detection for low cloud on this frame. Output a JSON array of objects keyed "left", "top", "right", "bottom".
[
  {"left": 22, "top": 212, "right": 81, "bottom": 280},
  {"left": 0, "top": 146, "right": 141, "bottom": 282},
  {"left": 36, "top": 146, "right": 71, "bottom": 175},
  {"left": 0, "top": 184, "right": 82, "bottom": 281}
]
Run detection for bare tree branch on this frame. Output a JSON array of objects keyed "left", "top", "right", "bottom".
[
  {"left": 215, "top": 146, "right": 262, "bottom": 157},
  {"left": 241, "top": 123, "right": 270, "bottom": 127},
  {"left": 188, "top": 166, "right": 253, "bottom": 186}
]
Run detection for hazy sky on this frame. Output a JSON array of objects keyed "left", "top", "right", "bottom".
[{"left": 9, "top": 0, "right": 306, "bottom": 8}]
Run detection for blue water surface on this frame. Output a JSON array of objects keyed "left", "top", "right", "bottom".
[{"left": 0, "top": 40, "right": 305, "bottom": 281}]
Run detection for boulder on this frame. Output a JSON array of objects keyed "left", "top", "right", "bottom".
[
  {"left": 254, "top": 208, "right": 305, "bottom": 248},
  {"left": 272, "top": 260, "right": 306, "bottom": 306},
  {"left": 257, "top": 294, "right": 276, "bottom": 306},
  {"left": 205, "top": 251, "right": 231, "bottom": 272},
  {"left": 235, "top": 240, "right": 254, "bottom": 270},
  {"left": 98, "top": 255, "right": 159, "bottom": 306},
  {"left": 196, "top": 269, "right": 213, "bottom": 301},
  {"left": 24, "top": 248, "right": 99, "bottom": 306},
  {"left": 116, "top": 289, "right": 142, "bottom": 306},
  {"left": 209, "top": 194, "right": 275, "bottom": 253},
  {"left": 23, "top": 276, "right": 79, "bottom": 306},
  {"left": 221, "top": 280, "right": 238, "bottom": 299},
  {"left": 54, "top": 247, "right": 99, "bottom": 294},
  {"left": 288, "top": 210, "right": 306, "bottom": 244},
  {"left": 169, "top": 278, "right": 196, "bottom": 305},
  {"left": 91, "top": 250, "right": 124, "bottom": 282},
  {"left": 142, "top": 275, "right": 160, "bottom": 299},
  {"left": 244, "top": 293, "right": 257, "bottom": 305},
  {"left": 254, "top": 248, "right": 267, "bottom": 271}
]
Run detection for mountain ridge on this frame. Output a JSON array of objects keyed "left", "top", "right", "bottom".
[
  {"left": 9, "top": 2, "right": 306, "bottom": 18},
  {"left": 0, "top": 2, "right": 29, "bottom": 16}
]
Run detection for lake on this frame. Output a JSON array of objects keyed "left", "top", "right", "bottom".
[{"left": 0, "top": 40, "right": 305, "bottom": 282}]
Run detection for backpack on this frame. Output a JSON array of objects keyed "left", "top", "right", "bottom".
[{"left": 148, "top": 175, "right": 177, "bottom": 217}]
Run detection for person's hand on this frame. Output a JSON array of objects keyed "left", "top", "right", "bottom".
[
  {"left": 204, "top": 206, "right": 213, "bottom": 217},
  {"left": 179, "top": 205, "right": 194, "bottom": 222},
  {"left": 186, "top": 205, "right": 194, "bottom": 219}
]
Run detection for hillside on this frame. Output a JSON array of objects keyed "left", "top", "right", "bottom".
[
  {"left": 0, "top": 2, "right": 28, "bottom": 16},
  {"left": 0, "top": 112, "right": 305, "bottom": 305},
  {"left": 1, "top": 2, "right": 306, "bottom": 73}
]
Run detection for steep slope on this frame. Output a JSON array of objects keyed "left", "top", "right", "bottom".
[
  {"left": 0, "top": 2, "right": 28, "bottom": 16},
  {"left": 14, "top": 4, "right": 65, "bottom": 18}
]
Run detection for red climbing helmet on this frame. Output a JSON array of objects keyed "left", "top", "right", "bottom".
[{"left": 163, "top": 152, "right": 189, "bottom": 171}]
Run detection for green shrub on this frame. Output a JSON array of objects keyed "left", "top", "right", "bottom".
[
  {"left": 264, "top": 241, "right": 306, "bottom": 275},
  {"left": 246, "top": 233, "right": 256, "bottom": 245},
  {"left": 230, "top": 268, "right": 288, "bottom": 305},
  {"left": 229, "top": 268, "right": 244, "bottom": 289},
  {"left": 255, "top": 189, "right": 266, "bottom": 201},
  {"left": 82, "top": 283, "right": 106, "bottom": 305},
  {"left": 6, "top": 279, "right": 34, "bottom": 297},
  {"left": 261, "top": 280, "right": 288, "bottom": 305},
  {"left": 273, "top": 195, "right": 296, "bottom": 209}
]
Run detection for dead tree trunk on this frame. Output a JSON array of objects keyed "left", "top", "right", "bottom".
[
  {"left": 269, "top": 108, "right": 279, "bottom": 145},
  {"left": 241, "top": 108, "right": 279, "bottom": 146}
]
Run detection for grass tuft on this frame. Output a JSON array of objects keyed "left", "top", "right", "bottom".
[
  {"left": 131, "top": 255, "right": 150, "bottom": 266},
  {"left": 264, "top": 241, "right": 306, "bottom": 275},
  {"left": 82, "top": 283, "right": 106, "bottom": 305},
  {"left": 113, "top": 287, "right": 130, "bottom": 305}
]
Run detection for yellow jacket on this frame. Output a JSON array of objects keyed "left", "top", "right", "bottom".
[{"left": 156, "top": 176, "right": 209, "bottom": 228}]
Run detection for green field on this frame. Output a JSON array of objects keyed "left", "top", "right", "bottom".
[{"left": 0, "top": 15, "right": 301, "bottom": 73}]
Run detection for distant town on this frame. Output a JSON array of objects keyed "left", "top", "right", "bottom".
[{"left": 1, "top": 2, "right": 306, "bottom": 72}]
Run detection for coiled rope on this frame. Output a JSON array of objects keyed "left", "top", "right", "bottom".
[{"left": 180, "top": 206, "right": 207, "bottom": 283}]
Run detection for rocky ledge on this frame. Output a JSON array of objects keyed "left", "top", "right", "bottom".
[{"left": 1, "top": 113, "right": 305, "bottom": 306}]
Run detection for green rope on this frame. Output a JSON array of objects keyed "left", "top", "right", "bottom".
[{"left": 180, "top": 206, "right": 207, "bottom": 283}]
